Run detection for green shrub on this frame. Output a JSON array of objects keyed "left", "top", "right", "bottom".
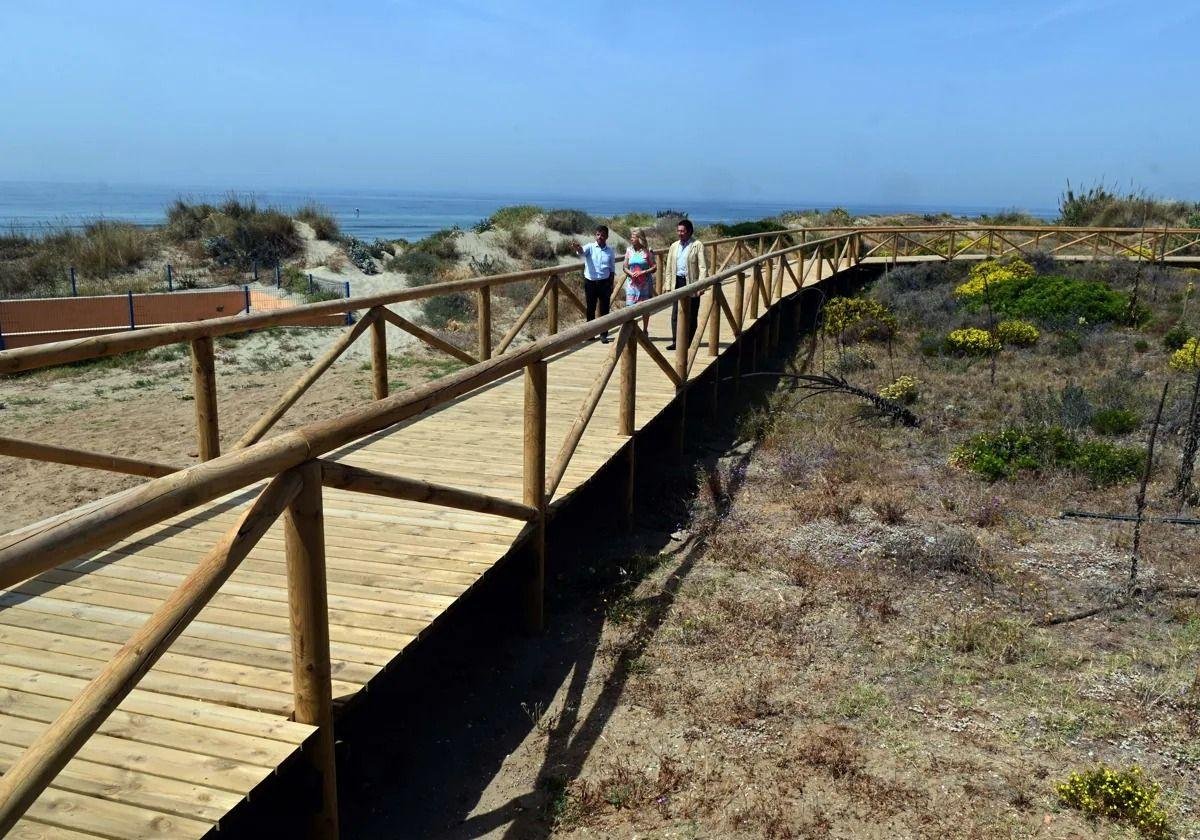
[
  {"left": 1091, "top": 408, "right": 1140, "bottom": 435},
  {"left": 1053, "top": 331, "right": 1085, "bottom": 356},
  {"left": 167, "top": 199, "right": 301, "bottom": 268},
  {"left": 1003, "top": 275, "right": 1135, "bottom": 325},
  {"left": 388, "top": 250, "right": 444, "bottom": 284},
  {"left": 165, "top": 199, "right": 216, "bottom": 242},
  {"left": 410, "top": 228, "right": 461, "bottom": 261},
  {"left": 821, "top": 297, "right": 897, "bottom": 343},
  {"left": 832, "top": 347, "right": 875, "bottom": 374},
  {"left": 1056, "top": 765, "right": 1169, "bottom": 839},
  {"left": 1163, "top": 324, "right": 1192, "bottom": 351},
  {"left": 486, "top": 205, "right": 542, "bottom": 232},
  {"left": 71, "top": 221, "right": 152, "bottom": 278},
  {"left": 955, "top": 258, "right": 1137, "bottom": 325},
  {"left": 951, "top": 426, "right": 1074, "bottom": 480},
  {"left": 295, "top": 203, "right": 340, "bottom": 240},
  {"left": 422, "top": 293, "right": 473, "bottom": 328},
  {"left": 995, "top": 319, "right": 1039, "bottom": 347},
  {"left": 945, "top": 327, "right": 1001, "bottom": 356},
  {"left": 1072, "top": 439, "right": 1145, "bottom": 483},
  {"left": 710, "top": 218, "right": 787, "bottom": 237},
  {"left": 544, "top": 209, "right": 597, "bottom": 235},
  {"left": 1135, "top": 338, "right": 1150, "bottom": 353},
  {"left": 952, "top": 425, "right": 1143, "bottom": 485},
  {"left": 502, "top": 229, "right": 555, "bottom": 261}
]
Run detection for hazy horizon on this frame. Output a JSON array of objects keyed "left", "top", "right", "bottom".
[{"left": 3, "top": 1, "right": 1198, "bottom": 208}]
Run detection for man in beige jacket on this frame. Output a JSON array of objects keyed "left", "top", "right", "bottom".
[{"left": 664, "top": 218, "right": 707, "bottom": 350}]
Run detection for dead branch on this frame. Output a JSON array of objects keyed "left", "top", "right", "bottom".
[{"left": 733, "top": 372, "right": 921, "bottom": 427}]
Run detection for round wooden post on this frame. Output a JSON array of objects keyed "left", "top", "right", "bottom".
[
  {"left": 190, "top": 336, "right": 220, "bottom": 461},
  {"left": 674, "top": 293, "right": 691, "bottom": 456},
  {"left": 284, "top": 460, "right": 339, "bottom": 840},
  {"left": 370, "top": 316, "right": 387, "bottom": 400},
  {"left": 619, "top": 333, "right": 636, "bottom": 436},
  {"left": 674, "top": 295, "right": 690, "bottom": 383},
  {"left": 523, "top": 361, "right": 547, "bottom": 634},
  {"left": 707, "top": 287, "right": 721, "bottom": 358},
  {"left": 477, "top": 286, "right": 492, "bottom": 360},
  {"left": 764, "top": 258, "right": 774, "bottom": 305},
  {"left": 749, "top": 265, "right": 762, "bottom": 320},
  {"left": 547, "top": 276, "right": 560, "bottom": 335},
  {"left": 734, "top": 270, "right": 746, "bottom": 331}
]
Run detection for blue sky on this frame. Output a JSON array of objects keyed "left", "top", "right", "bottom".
[{"left": 1, "top": 0, "right": 1197, "bottom": 209}]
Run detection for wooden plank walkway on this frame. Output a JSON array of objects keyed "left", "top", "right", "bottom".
[{"left": 0, "top": 254, "right": 831, "bottom": 839}]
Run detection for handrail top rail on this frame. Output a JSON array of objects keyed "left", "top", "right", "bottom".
[{"left": 698, "top": 223, "right": 1200, "bottom": 249}]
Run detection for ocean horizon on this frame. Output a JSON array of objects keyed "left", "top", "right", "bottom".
[{"left": 0, "top": 180, "right": 1057, "bottom": 242}]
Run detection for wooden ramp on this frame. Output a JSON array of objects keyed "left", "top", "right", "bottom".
[{"left": 0, "top": 256, "right": 833, "bottom": 839}]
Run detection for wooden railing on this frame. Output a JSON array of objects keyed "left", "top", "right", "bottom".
[
  {"left": 0, "top": 230, "right": 847, "bottom": 837},
  {"left": 0, "top": 223, "right": 1194, "bottom": 836}
]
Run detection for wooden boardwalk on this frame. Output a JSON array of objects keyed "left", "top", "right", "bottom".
[
  {"left": 7, "top": 222, "right": 1200, "bottom": 837},
  {"left": 0, "top": 261, "right": 805, "bottom": 839}
]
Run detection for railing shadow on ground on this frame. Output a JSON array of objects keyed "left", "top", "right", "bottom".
[
  {"left": 343, "top": 382, "right": 765, "bottom": 840},
  {"left": 217, "top": 285, "right": 831, "bottom": 840}
]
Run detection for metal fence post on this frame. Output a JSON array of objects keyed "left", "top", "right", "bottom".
[
  {"left": 166, "top": 264, "right": 174, "bottom": 291},
  {"left": 0, "top": 318, "right": 6, "bottom": 351},
  {"left": 127, "top": 291, "right": 135, "bottom": 330},
  {"left": 308, "top": 273, "right": 315, "bottom": 295},
  {"left": 69, "top": 266, "right": 77, "bottom": 297},
  {"left": 344, "top": 282, "right": 351, "bottom": 325},
  {"left": 243, "top": 285, "right": 251, "bottom": 314},
  {"left": 253, "top": 261, "right": 259, "bottom": 282}
]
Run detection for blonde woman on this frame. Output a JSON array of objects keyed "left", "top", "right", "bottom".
[{"left": 622, "top": 227, "right": 657, "bottom": 337}]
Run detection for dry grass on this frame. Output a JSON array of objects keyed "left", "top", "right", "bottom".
[{"left": 536, "top": 260, "right": 1200, "bottom": 839}]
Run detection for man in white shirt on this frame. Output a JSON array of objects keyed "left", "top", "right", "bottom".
[
  {"left": 663, "top": 219, "right": 707, "bottom": 350},
  {"left": 571, "top": 224, "right": 616, "bottom": 343}
]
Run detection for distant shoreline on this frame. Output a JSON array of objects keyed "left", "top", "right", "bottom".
[{"left": 0, "top": 180, "right": 1057, "bottom": 242}]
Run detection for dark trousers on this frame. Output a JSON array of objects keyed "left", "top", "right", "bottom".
[
  {"left": 670, "top": 274, "right": 700, "bottom": 345},
  {"left": 585, "top": 276, "right": 613, "bottom": 336}
]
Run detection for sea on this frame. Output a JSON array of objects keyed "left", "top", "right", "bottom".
[{"left": 0, "top": 181, "right": 1055, "bottom": 242}]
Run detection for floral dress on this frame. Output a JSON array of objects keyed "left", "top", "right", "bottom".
[{"left": 624, "top": 248, "right": 656, "bottom": 305}]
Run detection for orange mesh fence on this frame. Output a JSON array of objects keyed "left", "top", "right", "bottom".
[{"left": 0, "top": 283, "right": 349, "bottom": 350}]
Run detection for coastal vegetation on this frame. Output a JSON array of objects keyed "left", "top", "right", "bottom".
[
  {"left": 0, "top": 221, "right": 154, "bottom": 296},
  {"left": 3, "top": 196, "right": 1200, "bottom": 836},
  {"left": 294, "top": 203, "right": 340, "bottom": 240}
]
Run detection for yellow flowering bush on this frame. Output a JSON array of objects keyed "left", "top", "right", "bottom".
[
  {"left": 878, "top": 375, "right": 920, "bottom": 404},
  {"left": 1169, "top": 337, "right": 1200, "bottom": 371},
  {"left": 953, "top": 258, "right": 1035, "bottom": 301},
  {"left": 1056, "top": 765, "right": 1169, "bottom": 839},
  {"left": 945, "top": 327, "right": 1001, "bottom": 355},
  {"left": 995, "top": 319, "right": 1039, "bottom": 347}
]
